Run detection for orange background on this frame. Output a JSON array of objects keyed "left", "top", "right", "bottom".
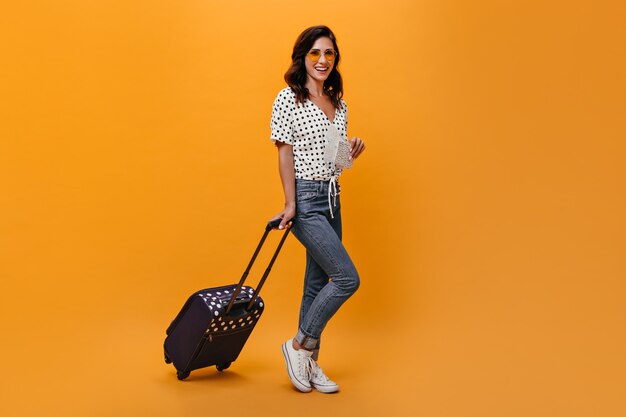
[{"left": 1, "top": 1, "right": 625, "bottom": 416}]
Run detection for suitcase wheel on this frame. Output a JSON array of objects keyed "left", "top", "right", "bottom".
[
  {"left": 164, "top": 351, "right": 172, "bottom": 364},
  {"left": 177, "top": 370, "right": 190, "bottom": 380},
  {"left": 216, "top": 362, "right": 231, "bottom": 372}
]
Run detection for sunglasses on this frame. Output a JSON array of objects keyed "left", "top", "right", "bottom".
[{"left": 307, "top": 49, "right": 337, "bottom": 62}]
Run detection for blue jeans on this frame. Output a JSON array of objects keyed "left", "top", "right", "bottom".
[{"left": 291, "top": 179, "right": 360, "bottom": 357}]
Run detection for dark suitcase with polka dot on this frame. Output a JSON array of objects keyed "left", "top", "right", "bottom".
[{"left": 163, "top": 219, "right": 290, "bottom": 380}]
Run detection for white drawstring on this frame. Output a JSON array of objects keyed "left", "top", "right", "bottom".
[{"left": 328, "top": 175, "right": 339, "bottom": 218}]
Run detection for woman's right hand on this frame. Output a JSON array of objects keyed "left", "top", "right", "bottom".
[{"left": 270, "top": 204, "right": 295, "bottom": 230}]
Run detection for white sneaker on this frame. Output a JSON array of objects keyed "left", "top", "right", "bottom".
[
  {"left": 281, "top": 339, "right": 313, "bottom": 393},
  {"left": 310, "top": 360, "right": 339, "bottom": 393}
]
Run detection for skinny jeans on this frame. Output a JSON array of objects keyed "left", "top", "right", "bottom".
[{"left": 291, "top": 178, "right": 360, "bottom": 355}]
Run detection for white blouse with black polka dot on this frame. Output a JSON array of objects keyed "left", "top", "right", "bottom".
[{"left": 270, "top": 87, "right": 348, "bottom": 181}]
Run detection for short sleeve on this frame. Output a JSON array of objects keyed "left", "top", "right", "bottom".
[
  {"left": 343, "top": 100, "right": 348, "bottom": 131},
  {"left": 270, "top": 88, "right": 295, "bottom": 145}
]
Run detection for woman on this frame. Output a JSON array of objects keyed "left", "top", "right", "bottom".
[{"left": 269, "top": 25, "right": 366, "bottom": 393}]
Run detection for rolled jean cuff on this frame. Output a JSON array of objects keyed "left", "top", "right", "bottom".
[{"left": 296, "top": 329, "right": 319, "bottom": 350}]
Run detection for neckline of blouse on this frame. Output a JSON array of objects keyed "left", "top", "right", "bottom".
[{"left": 306, "top": 98, "right": 339, "bottom": 124}]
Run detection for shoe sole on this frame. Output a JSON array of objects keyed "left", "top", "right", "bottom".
[
  {"left": 311, "top": 383, "right": 339, "bottom": 393},
  {"left": 281, "top": 343, "right": 312, "bottom": 393}
]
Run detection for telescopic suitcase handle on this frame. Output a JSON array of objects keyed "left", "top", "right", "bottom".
[{"left": 224, "top": 218, "right": 291, "bottom": 314}]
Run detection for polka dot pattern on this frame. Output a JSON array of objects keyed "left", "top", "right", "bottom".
[
  {"left": 270, "top": 87, "right": 349, "bottom": 180},
  {"left": 197, "top": 286, "right": 264, "bottom": 334}
]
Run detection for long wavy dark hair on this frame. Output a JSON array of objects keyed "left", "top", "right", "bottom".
[{"left": 285, "top": 25, "right": 343, "bottom": 110}]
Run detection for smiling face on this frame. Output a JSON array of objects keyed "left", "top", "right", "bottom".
[{"left": 305, "top": 36, "right": 336, "bottom": 85}]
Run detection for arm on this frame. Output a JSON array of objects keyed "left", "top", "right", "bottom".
[{"left": 270, "top": 141, "right": 296, "bottom": 230}]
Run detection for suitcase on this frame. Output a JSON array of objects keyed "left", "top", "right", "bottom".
[{"left": 163, "top": 218, "right": 290, "bottom": 380}]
